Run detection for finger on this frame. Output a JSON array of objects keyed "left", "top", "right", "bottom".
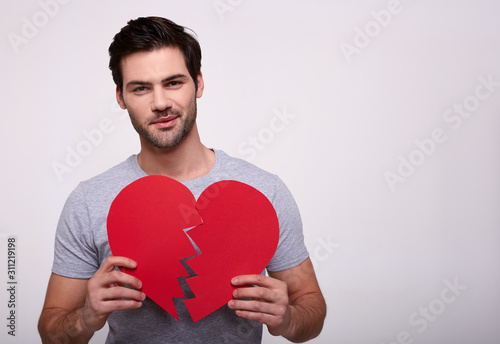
[
  {"left": 232, "top": 308, "right": 279, "bottom": 326},
  {"left": 90, "top": 298, "right": 144, "bottom": 315},
  {"left": 233, "top": 286, "right": 279, "bottom": 303},
  {"left": 98, "top": 285, "right": 146, "bottom": 303},
  {"left": 103, "top": 299, "right": 144, "bottom": 312},
  {"left": 98, "top": 256, "right": 138, "bottom": 273},
  {"left": 228, "top": 299, "right": 279, "bottom": 316},
  {"left": 231, "top": 274, "right": 275, "bottom": 288},
  {"left": 89, "top": 285, "right": 146, "bottom": 316},
  {"left": 97, "top": 269, "right": 143, "bottom": 291}
]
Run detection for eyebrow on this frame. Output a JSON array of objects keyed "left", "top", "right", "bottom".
[{"left": 125, "top": 74, "right": 189, "bottom": 88}]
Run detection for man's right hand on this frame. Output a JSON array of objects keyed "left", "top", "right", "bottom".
[
  {"left": 38, "top": 256, "right": 145, "bottom": 344},
  {"left": 81, "top": 256, "right": 145, "bottom": 333}
]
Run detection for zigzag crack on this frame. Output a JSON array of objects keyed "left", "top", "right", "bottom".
[{"left": 171, "top": 226, "right": 202, "bottom": 320}]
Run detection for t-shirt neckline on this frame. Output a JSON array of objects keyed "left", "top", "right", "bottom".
[{"left": 129, "top": 149, "right": 223, "bottom": 187}]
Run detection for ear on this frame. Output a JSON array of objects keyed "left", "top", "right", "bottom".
[
  {"left": 116, "top": 86, "right": 127, "bottom": 109},
  {"left": 195, "top": 71, "right": 204, "bottom": 99}
]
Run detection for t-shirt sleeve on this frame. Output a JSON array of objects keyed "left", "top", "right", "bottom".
[
  {"left": 266, "top": 176, "right": 309, "bottom": 272},
  {"left": 52, "top": 184, "right": 100, "bottom": 279}
]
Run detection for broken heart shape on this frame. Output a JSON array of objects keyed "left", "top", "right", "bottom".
[{"left": 106, "top": 176, "right": 279, "bottom": 322}]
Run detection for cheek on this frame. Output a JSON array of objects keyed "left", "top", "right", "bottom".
[
  {"left": 124, "top": 104, "right": 145, "bottom": 124},
  {"left": 126, "top": 98, "right": 149, "bottom": 114}
]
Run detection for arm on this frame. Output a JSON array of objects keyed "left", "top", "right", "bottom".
[
  {"left": 228, "top": 258, "right": 326, "bottom": 343},
  {"left": 38, "top": 256, "right": 145, "bottom": 344}
]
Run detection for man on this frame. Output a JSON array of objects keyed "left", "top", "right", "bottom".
[{"left": 38, "top": 17, "right": 326, "bottom": 343}]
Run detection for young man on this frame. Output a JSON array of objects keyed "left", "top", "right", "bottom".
[{"left": 38, "top": 17, "right": 326, "bottom": 344}]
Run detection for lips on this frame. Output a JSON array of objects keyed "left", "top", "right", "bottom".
[{"left": 151, "top": 115, "right": 178, "bottom": 128}]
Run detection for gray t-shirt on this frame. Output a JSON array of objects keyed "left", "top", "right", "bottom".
[{"left": 52, "top": 149, "right": 308, "bottom": 344}]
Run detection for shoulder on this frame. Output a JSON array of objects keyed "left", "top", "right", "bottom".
[
  {"left": 78, "top": 155, "right": 143, "bottom": 194},
  {"left": 68, "top": 155, "right": 144, "bottom": 210},
  {"left": 79, "top": 155, "right": 140, "bottom": 190},
  {"left": 213, "top": 150, "right": 294, "bottom": 205},
  {"left": 214, "top": 150, "right": 279, "bottom": 184}
]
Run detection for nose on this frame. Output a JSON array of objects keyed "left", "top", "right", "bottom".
[{"left": 151, "top": 87, "right": 172, "bottom": 112}]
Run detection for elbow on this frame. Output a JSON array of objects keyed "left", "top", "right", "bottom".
[{"left": 37, "top": 312, "right": 49, "bottom": 343}]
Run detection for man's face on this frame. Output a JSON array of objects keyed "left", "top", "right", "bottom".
[{"left": 116, "top": 47, "right": 204, "bottom": 149}]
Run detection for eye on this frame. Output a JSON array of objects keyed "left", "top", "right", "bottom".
[
  {"left": 167, "top": 80, "right": 183, "bottom": 87},
  {"left": 133, "top": 86, "right": 148, "bottom": 93}
]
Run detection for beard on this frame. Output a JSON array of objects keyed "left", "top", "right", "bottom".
[{"left": 129, "top": 98, "right": 197, "bottom": 149}]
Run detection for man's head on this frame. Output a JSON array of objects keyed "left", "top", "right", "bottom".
[
  {"left": 109, "top": 17, "right": 204, "bottom": 150},
  {"left": 108, "top": 16, "right": 202, "bottom": 92}
]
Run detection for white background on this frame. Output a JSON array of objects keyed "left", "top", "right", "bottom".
[{"left": 1, "top": 0, "right": 499, "bottom": 343}]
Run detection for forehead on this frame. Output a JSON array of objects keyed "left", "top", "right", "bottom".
[{"left": 120, "top": 47, "right": 188, "bottom": 82}]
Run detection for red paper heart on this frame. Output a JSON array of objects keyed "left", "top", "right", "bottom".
[{"left": 107, "top": 176, "right": 279, "bottom": 322}]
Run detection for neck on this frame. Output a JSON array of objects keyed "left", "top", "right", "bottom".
[{"left": 137, "top": 123, "right": 215, "bottom": 181}]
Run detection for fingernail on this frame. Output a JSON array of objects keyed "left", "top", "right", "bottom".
[
  {"left": 228, "top": 301, "right": 234, "bottom": 308},
  {"left": 233, "top": 289, "right": 238, "bottom": 297},
  {"left": 232, "top": 277, "right": 238, "bottom": 284}
]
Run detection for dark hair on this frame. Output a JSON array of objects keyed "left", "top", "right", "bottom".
[{"left": 108, "top": 16, "right": 202, "bottom": 91}]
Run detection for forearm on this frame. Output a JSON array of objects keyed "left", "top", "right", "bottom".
[
  {"left": 278, "top": 292, "right": 327, "bottom": 343},
  {"left": 38, "top": 307, "right": 95, "bottom": 344}
]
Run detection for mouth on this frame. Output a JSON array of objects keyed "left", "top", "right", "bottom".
[{"left": 151, "top": 115, "right": 178, "bottom": 128}]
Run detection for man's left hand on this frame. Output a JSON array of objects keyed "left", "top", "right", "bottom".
[{"left": 227, "top": 274, "right": 292, "bottom": 336}]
